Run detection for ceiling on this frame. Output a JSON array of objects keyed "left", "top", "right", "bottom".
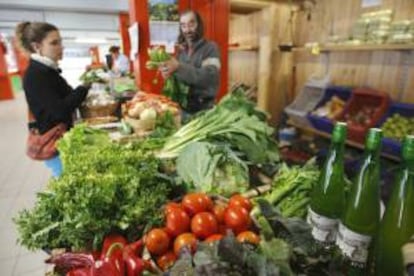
[
  {"left": 0, "top": 0, "right": 129, "bottom": 48},
  {"left": 0, "top": 0, "right": 299, "bottom": 48}
]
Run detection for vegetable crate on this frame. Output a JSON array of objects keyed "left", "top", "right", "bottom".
[
  {"left": 284, "top": 81, "right": 327, "bottom": 128},
  {"left": 336, "top": 87, "right": 390, "bottom": 143},
  {"left": 376, "top": 102, "right": 414, "bottom": 156},
  {"left": 307, "top": 86, "right": 352, "bottom": 134}
]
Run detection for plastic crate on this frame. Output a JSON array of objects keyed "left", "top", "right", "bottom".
[
  {"left": 307, "top": 86, "right": 352, "bottom": 134},
  {"left": 337, "top": 87, "right": 390, "bottom": 143},
  {"left": 285, "top": 79, "right": 329, "bottom": 127},
  {"left": 376, "top": 102, "right": 414, "bottom": 156}
]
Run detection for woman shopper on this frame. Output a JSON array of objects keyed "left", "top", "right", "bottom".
[{"left": 15, "top": 22, "right": 89, "bottom": 177}]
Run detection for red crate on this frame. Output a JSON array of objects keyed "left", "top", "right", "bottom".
[{"left": 336, "top": 88, "right": 390, "bottom": 143}]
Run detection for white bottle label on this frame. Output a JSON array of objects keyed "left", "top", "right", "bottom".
[
  {"left": 336, "top": 223, "right": 372, "bottom": 264},
  {"left": 307, "top": 207, "right": 338, "bottom": 243}
]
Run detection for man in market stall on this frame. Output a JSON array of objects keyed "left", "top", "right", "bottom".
[
  {"left": 108, "top": 45, "right": 130, "bottom": 76},
  {"left": 159, "top": 10, "right": 221, "bottom": 118}
]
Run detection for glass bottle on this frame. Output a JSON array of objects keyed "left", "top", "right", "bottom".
[
  {"left": 337, "top": 128, "right": 383, "bottom": 274},
  {"left": 375, "top": 135, "right": 414, "bottom": 276},
  {"left": 308, "top": 122, "right": 347, "bottom": 245}
]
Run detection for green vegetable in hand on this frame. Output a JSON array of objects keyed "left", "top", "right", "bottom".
[{"left": 146, "top": 47, "right": 189, "bottom": 108}]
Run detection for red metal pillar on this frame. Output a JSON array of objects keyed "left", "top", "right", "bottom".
[
  {"left": 211, "top": 0, "right": 229, "bottom": 101},
  {"left": 0, "top": 41, "right": 14, "bottom": 100},
  {"left": 190, "top": 0, "right": 229, "bottom": 100},
  {"left": 129, "top": 0, "right": 159, "bottom": 93},
  {"left": 119, "top": 12, "right": 131, "bottom": 60}
]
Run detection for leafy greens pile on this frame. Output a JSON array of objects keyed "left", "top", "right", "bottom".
[
  {"left": 158, "top": 90, "right": 279, "bottom": 196},
  {"left": 14, "top": 125, "right": 171, "bottom": 251},
  {"left": 169, "top": 233, "right": 281, "bottom": 276},
  {"left": 252, "top": 159, "right": 320, "bottom": 219},
  {"left": 255, "top": 200, "right": 342, "bottom": 276}
]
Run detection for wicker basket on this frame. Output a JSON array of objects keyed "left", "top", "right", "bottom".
[{"left": 80, "top": 102, "right": 119, "bottom": 119}]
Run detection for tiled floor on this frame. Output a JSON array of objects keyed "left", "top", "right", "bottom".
[{"left": 0, "top": 93, "right": 51, "bottom": 275}]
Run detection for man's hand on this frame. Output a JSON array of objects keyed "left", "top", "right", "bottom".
[{"left": 159, "top": 57, "right": 179, "bottom": 79}]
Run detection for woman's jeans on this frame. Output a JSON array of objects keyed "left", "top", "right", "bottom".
[{"left": 44, "top": 155, "right": 62, "bottom": 178}]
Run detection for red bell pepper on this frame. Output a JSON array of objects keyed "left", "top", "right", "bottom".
[
  {"left": 123, "top": 239, "right": 146, "bottom": 276},
  {"left": 100, "top": 234, "right": 127, "bottom": 259},
  {"left": 100, "top": 242, "right": 125, "bottom": 276},
  {"left": 99, "top": 234, "right": 127, "bottom": 276},
  {"left": 94, "top": 258, "right": 123, "bottom": 276},
  {"left": 66, "top": 267, "right": 93, "bottom": 276}
]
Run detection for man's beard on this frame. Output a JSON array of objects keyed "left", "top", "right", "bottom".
[{"left": 184, "top": 31, "right": 200, "bottom": 43}]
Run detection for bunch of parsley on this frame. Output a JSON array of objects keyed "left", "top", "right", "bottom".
[{"left": 14, "top": 125, "right": 171, "bottom": 251}]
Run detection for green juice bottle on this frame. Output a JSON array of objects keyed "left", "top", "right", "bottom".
[
  {"left": 336, "top": 128, "right": 383, "bottom": 275},
  {"left": 308, "top": 122, "right": 347, "bottom": 246},
  {"left": 375, "top": 135, "right": 414, "bottom": 276}
]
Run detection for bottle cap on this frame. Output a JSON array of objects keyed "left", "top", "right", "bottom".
[
  {"left": 402, "top": 236, "right": 414, "bottom": 267},
  {"left": 402, "top": 135, "right": 414, "bottom": 160},
  {"left": 332, "top": 122, "right": 347, "bottom": 143},
  {"left": 365, "top": 128, "right": 383, "bottom": 150}
]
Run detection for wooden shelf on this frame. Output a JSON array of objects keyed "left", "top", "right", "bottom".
[
  {"left": 320, "top": 44, "right": 414, "bottom": 52},
  {"left": 229, "top": 45, "right": 259, "bottom": 51},
  {"left": 291, "top": 44, "right": 414, "bottom": 53},
  {"left": 288, "top": 121, "right": 401, "bottom": 162}
]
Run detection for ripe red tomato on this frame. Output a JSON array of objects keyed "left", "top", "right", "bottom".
[
  {"left": 212, "top": 204, "right": 227, "bottom": 224},
  {"left": 236, "top": 231, "right": 260, "bottom": 245},
  {"left": 228, "top": 194, "right": 252, "bottom": 212},
  {"left": 181, "top": 193, "right": 213, "bottom": 217},
  {"left": 224, "top": 206, "right": 251, "bottom": 234},
  {"left": 145, "top": 228, "right": 170, "bottom": 256},
  {"left": 204, "top": 234, "right": 223, "bottom": 243},
  {"left": 165, "top": 207, "right": 190, "bottom": 237},
  {"left": 191, "top": 212, "right": 218, "bottom": 239},
  {"left": 173, "top": 233, "right": 197, "bottom": 256},
  {"left": 156, "top": 251, "right": 177, "bottom": 271},
  {"left": 164, "top": 202, "right": 182, "bottom": 215}
]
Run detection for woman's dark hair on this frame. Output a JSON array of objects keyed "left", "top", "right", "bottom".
[
  {"left": 109, "top": 45, "right": 120, "bottom": 54},
  {"left": 177, "top": 10, "right": 204, "bottom": 45},
  {"left": 15, "top": 21, "right": 58, "bottom": 53}
]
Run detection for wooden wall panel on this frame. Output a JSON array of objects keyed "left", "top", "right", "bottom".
[
  {"left": 229, "top": 10, "right": 262, "bottom": 88},
  {"left": 294, "top": 0, "right": 414, "bottom": 104},
  {"left": 229, "top": 3, "right": 293, "bottom": 124},
  {"left": 229, "top": 51, "right": 258, "bottom": 86},
  {"left": 268, "top": 3, "right": 295, "bottom": 124},
  {"left": 229, "top": 11, "right": 261, "bottom": 47}
]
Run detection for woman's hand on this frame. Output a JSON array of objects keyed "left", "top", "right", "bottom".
[{"left": 159, "top": 57, "right": 179, "bottom": 79}]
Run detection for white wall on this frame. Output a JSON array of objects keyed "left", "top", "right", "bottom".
[
  {"left": 0, "top": 0, "right": 128, "bottom": 13},
  {"left": 0, "top": 8, "right": 121, "bottom": 43}
]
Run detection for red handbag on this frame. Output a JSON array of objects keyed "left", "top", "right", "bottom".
[{"left": 26, "top": 110, "right": 67, "bottom": 160}]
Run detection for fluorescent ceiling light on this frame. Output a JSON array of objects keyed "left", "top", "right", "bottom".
[{"left": 74, "top": 37, "right": 108, "bottom": 44}]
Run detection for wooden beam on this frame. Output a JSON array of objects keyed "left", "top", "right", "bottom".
[
  {"left": 257, "top": 4, "right": 277, "bottom": 116},
  {"left": 231, "top": 0, "right": 270, "bottom": 10}
]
